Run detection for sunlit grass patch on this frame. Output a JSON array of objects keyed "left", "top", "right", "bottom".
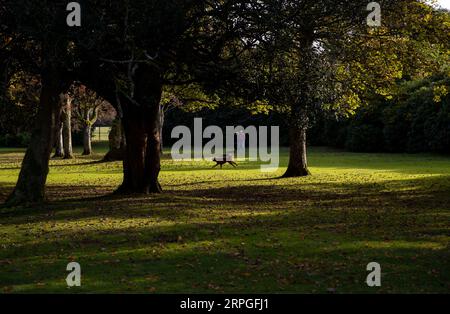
[{"left": 0, "top": 144, "right": 449, "bottom": 293}]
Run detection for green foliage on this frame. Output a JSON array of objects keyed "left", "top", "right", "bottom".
[
  {"left": 318, "top": 73, "right": 450, "bottom": 153},
  {"left": 161, "top": 84, "right": 220, "bottom": 113},
  {"left": 326, "top": 1, "right": 450, "bottom": 121},
  {"left": 0, "top": 71, "right": 40, "bottom": 144},
  {"left": 385, "top": 74, "right": 450, "bottom": 153},
  {"left": 346, "top": 125, "right": 385, "bottom": 153},
  {"left": 0, "top": 132, "right": 31, "bottom": 147}
]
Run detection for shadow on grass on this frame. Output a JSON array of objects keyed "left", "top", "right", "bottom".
[
  {"left": 1, "top": 147, "right": 450, "bottom": 292},
  {"left": 1, "top": 175, "right": 449, "bottom": 227},
  {"left": 0, "top": 197, "right": 448, "bottom": 292}
]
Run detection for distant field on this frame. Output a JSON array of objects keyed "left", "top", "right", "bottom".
[
  {"left": 91, "top": 127, "right": 111, "bottom": 142},
  {"left": 0, "top": 145, "right": 449, "bottom": 293}
]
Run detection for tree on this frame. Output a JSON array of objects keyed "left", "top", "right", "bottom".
[
  {"left": 322, "top": 1, "right": 450, "bottom": 155},
  {"left": 72, "top": 0, "right": 256, "bottom": 194},
  {"left": 233, "top": 1, "right": 360, "bottom": 176},
  {"left": 103, "top": 117, "right": 125, "bottom": 162},
  {"left": 6, "top": 0, "right": 442, "bottom": 206},
  {"left": 61, "top": 93, "right": 74, "bottom": 159},
  {"left": 7, "top": 61, "right": 70, "bottom": 205},
  {"left": 0, "top": 71, "right": 40, "bottom": 144},
  {"left": 2, "top": 1, "right": 72, "bottom": 205},
  {"left": 240, "top": 0, "right": 438, "bottom": 177},
  {"left": 72, "top": 84, "right": 103, "bottom": 155},
  {"left": 160, "top": 84, "right": 219, "bottom": 152},
  {"left": 53, "top": 121, "right": 64, "bottom": 158}
]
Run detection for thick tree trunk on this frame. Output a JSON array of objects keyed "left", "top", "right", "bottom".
[
  {"left": 6, "top": 74, "right": 63, "bottom": 206},
  {"left": 117, "top": 104, "right": 162, "bottom": 194},
  {"left": 282, "top": 35, "right": 315, "bottom": 178},
  {"left": 103, "top": 118, "right": 125, "bottom": 161},
  {"left": 62, "top": 97, "right": 74, "bottom": 159},
  {"left": 115, "top": 65, "right": 162, "bottom": 194},
  {"left": 144, "top": 106, "right": 163, "bottom": 193},
  {"left": 82, "top": 125, "right": 92, "bottom": 155},
  {"left": 159, "top": 107, "right": 164, "bottom": 155},
  {"left": 53, "top": 122, "right": 64, "bottom": 158},
  {"left": 118, "top": 116, "right": 147, "bottom": 194},
  {"left": 283, "top": 124, "right": 311, "bottom": 177}
]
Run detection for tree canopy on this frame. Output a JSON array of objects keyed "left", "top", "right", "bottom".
[{"left": 1, "top": 0, "right": 449, "bottom": 205}]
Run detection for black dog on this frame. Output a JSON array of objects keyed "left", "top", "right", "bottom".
[{"left": 212, "top": 154, "right": 238, "bottom": 168}]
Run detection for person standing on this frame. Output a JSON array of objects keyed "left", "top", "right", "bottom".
[{"left": 237, "top": 130, "right": 246, "bottom": 151}]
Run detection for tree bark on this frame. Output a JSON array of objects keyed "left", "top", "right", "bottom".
[
  {"left": 82, "top": 125, "right": 92, "bottom": 155},
  {"left": 53, "top": 122, "right": 64, "bottom": 158},
  {"left": 62, "top": 96, "right": 74, "bottom": 159},
  {"left": 103, "top": 117, "right": 125, "bottom": 161},
  {"left": 6, "top": 71, "right": 64, "bottom": 206},
  {"left": 118, "top": 104, "right": 162, "bottom": 194},
  {"left": 283, "top": 123, "right": 311, "bottom": 177},
  {"left": 282, "top": 35, "right": 315, "bottom": 178},
  {"left": 144, "top": 104, "right": 163, "bottom": 193},
  {"left": 75, "top": 59, "right": 162, "bottom": 194},
  {"left": 115, "top": 64, "right": 162, "bottom": 194},
  {"left": 159, "top": 107, "right": 165, "bottom": 155}
]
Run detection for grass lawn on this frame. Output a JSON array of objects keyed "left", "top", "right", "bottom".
[{"left": 0, "top": 143, "right": 449, "bottom": 293}]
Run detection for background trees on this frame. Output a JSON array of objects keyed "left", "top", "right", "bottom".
[
  {"left": 103, "top": 117, "right": 125, "bottom": 162},
  {"left": 71, "top": 84, "right": 104, "bottom": 156},
  {"left": 2, "top": 1, "right": 74, "bottom": 205},
  {"left": 309, "top": 1, "right": 450, "bottom": 153},
  {"left": 318, "top": 73, "right": 450, "bottom": 153},
  {"left": 61, "top": 93, "right": 74, "bottom": 159},
  {"left": 2, "top": 0, "right": 241, "bottom": 201},
  {"left": 239, "top": 0, "right": 449, "bottom": 177},
  {"left": 236, "top": 0, "right": 378, "bottom": 177},
  {"left": 0, "top": 0, "right": 448, "bottom": 206},
  {"left": 0, "top": 72, "right": 40, "bottom": 147},
  {"left": 71, "top": 0, "right": 259, "bottom": 194}
]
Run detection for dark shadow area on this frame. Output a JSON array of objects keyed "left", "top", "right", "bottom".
[
  {"left": 1, "top": 172, "right": 449, "bottom": 293},
  {"left": 1, "top": 174, "right": 449, "bottom": 226},
  {"left": 0, "top": 196, "right": 448, "bottom": 292}
]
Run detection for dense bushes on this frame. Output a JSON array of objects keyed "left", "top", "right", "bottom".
[
  {"left": 0, "top": 98, "right": 34, "bottom": 147},
  {"left": 316, "top": 74, "right": 450, "bottom": 154},
  {"left": 0, "top": 92, "right": 38, "bottom": 148},
  {"left": 0, "top": 132, "right": 31, "bottom": 147}
]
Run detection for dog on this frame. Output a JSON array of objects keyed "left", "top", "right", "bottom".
[{"left": 212, "top": 153, "right": 238, "bottom": 168}]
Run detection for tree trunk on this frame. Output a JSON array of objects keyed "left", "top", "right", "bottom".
[
  {"left": 103, "top": 117, "right": 125, "bottom": 161},
  {"left": 282, "top": 35, "right": 315, "bottom": 178},
  {"left": 115, "top": 64, "right": 162, "bottom": 194},
  {"left": 144, "top": 104, "right": 163, "bottom": 193},
  {"left": 6, "top": 73, "right": 63, "bottom": 206},
  {"left": 283, "top": 120, "right": 311, "bottom": 178},
  {"left": 53, "top": 122, "right": 64, "bottom": 158},
  {"left": 159, "top": 107, "right": 164, "bottom": 155},
  {"left": 118, "top": 115, "right": 147, "bottom": 194},
  {"left": 117, "top": 104, "right": 162, "bottom": 194},
  {"left": 82, "top": 125, "right": 92, "bottom": 155},
  {"left": 62, "top": 97, "right": 74, "bottom": 159}
]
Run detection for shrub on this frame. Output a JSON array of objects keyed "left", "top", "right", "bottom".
[{"left": 0, "top": 132, "right": 31, "bottom": 147}]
